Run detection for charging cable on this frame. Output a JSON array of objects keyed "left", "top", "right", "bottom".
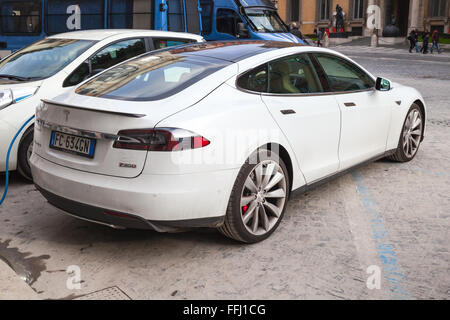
[{"left": 0, "top": 114, "right": 35, "bottom": 205}]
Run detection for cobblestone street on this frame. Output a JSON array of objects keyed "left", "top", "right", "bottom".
[{"left": 0, "top": 44, "right": 449, "bottom": 300}]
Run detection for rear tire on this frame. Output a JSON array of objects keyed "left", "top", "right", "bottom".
[
  {"left": 17, "top": 126, "right": 34, "bottom": 181},
  {"left": 388, "top": 103, "right": 423, "bottom": 162},
  {"left": 218, "top": 148, "right": 290, "bottom": 243}
]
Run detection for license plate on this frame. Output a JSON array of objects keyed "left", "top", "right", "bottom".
[{"left": 50, "top": 131, "right": 96, "bottom": 158}]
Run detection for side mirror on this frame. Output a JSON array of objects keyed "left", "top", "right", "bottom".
[
  {"left": 237, "top": 22, "right": 249, "bottom": 38},
  {"left": 375, "top": 77, "right": 391, "bottom": 91}
]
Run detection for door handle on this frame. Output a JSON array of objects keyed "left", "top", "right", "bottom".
[
  {"left": 280, "top": 109, "right": 296, "bottom": 115},
  {"left": 344, "top": 102, "right": 356, "bottom": 107}
]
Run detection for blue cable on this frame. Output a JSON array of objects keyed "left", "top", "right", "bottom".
[{"left": 0, "top": 114, "right": 35, "bottom": 205}]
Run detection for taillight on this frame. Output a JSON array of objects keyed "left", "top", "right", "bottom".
[{"left": 113, "top": 128, "right": 210, "bottom": 151}]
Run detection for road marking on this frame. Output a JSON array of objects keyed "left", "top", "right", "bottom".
[{"left": 351, "top": 170, "right": 411, "bottom": 299}]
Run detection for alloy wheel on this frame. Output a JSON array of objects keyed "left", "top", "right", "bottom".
[
  {"left": 239, "top": 160, "right": 287, "bottom": 236},
  {"left": 402, "top": 109, "right": 422, "bottom": 158}
]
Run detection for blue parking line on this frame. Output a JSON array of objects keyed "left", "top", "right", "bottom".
[{"left": 352, "top": 170, "right": 411, "bottom": 300}]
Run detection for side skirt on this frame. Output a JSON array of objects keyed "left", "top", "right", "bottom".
[{"left": 290, "top": 149, "right": 396, "bottom": 198}]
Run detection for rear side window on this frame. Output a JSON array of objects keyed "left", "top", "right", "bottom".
[
  {"left": 75, "top": 53, "right": 231, "bottom": 101},
  {"left": 236, "top": 64, "right": 268, "bottom": 93},
  {"left": 268, "top": 54, "right": 322, "bottom": 94},
  {"left": 314, "top": 54, "right": 374, "bottom": 92},
  {"left": 153, "top": 38, "right": 195, "bottom": 50}
]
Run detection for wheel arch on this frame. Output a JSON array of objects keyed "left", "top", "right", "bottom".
[
  {"left": 413, "top": 99, "right": 426, "bottom": 141},
  {"left": 259, "top": 142, "right": 294, "bottom": 192}
]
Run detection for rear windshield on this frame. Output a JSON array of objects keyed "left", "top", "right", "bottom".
[{"left": 75, "top": 52, "right": 231, "bottom": 101}]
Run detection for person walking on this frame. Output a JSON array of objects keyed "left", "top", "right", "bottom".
[
  {"left": 290, "top": 22, "right": 304, "bottom": 41},
  {"left": 314, "top": 28, "right": 323, "bottom": 47},
  {"left": 430, "top": 30, "right": 441, "bottom": 54},
  {"left": 414, "top": 29, "right": 419, "bottom": 52},
  {"left": 408, "top": 29, "right": 416, "bottom": 53},
  {"left": 422, "top": 31, "right": 430, "bottom": 54}
]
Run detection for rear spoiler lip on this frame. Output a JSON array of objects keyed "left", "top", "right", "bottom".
[{"left": 41, "top": 99, "right": 147, "bottom": 118}]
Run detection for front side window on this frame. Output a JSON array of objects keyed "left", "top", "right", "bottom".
[
  {"left": 268, "top": 54, "right": 323, "bottom": 94},
  {"left": 0, "top": 39, "right": 94, "bottom": 80},
  {"left": 0, "top": 0, "right": 41, "bottom": 34},
  {"left": 216, "top": 9, "right": 242, "bottom": 36},
  {"left": 245, "top": 8, "right": 288, "bottom": 33},
  {"left": 314, "top": 54, "right": 374, "bottom": 92},
  {"left": 64, "top": 38, "right": 146, "bottom": 87},
  {"left": 75, "top": 53, "right": 231, "bottom": 101},
  {"left": 109, "top": 0, "right": 153, "bottom": 29},
  {"left": 236, "top": 64, "right": 268, "bottom": 93}
]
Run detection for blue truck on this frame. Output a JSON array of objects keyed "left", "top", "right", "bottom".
[{"left": 0, "top": 0, "right": 302, "bottom": 52}]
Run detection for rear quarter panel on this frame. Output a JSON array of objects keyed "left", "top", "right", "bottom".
[{"left": 152, "top": 82, "right": 306, "bottom": 191}]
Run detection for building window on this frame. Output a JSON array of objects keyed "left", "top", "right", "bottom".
[
  {"left": 109, "top": 0, "right": 153, "bottom": 29},
  {"left": 318, "top": 0, "right": 330, "bottom": 21},
  {"left": 353, "top": 0, "right": 364, "bottom": 19},
  {"left": 290, "top": 0, "right": 300, "bottom": 22},
  {"left": 431, "top": 0, "right": 447, "bottom": 17},
  {"left": 0, "top": 0, "right": 41, "bottom": 35}
]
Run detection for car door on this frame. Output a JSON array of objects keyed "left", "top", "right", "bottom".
[
  {"left": 259, "top": 53, "right": 341, "bottom": 183},
  {"left": 62, "top": 38, "right": 148, "bottom": 88},
  {"left": 312, "top": 53, "right": 392, "bottom": 170}
]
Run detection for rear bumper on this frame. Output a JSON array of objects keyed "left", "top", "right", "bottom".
[
  {"left": 30, "top": 153, "right": 238, "bottom": 228},
  {"left": 35, "top": 185, "right": 224, "bottom": 231}
]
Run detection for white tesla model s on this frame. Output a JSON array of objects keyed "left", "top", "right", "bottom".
[{"left": 30, "top": 41, "right": 426, "bottom": 243}]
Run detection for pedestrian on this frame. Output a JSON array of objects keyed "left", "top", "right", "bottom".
[
  {"left": 414, "top": 29, "right": 419, "bottom": 52},
  {"left": 290, "top": 22, "right": 305, "bottom": 42},
  {"left": 430, "top": 30, "right": 441, "bottom": 54},
  {"left": 314, "top": 28, "right": 323, "bottom": 47},
  {"left": 408, "top": 29, "right": 416, "bottom": 53},
  {"left": 422, "top": 31, "right": 430, "bottom": 54}
]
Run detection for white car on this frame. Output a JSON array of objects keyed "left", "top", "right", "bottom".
[
  {"left": 30, "top": 41, "right": 426, "bottom": 243},
  {"left": 0, "top": 29, "right": 204, "bottom": 180}
]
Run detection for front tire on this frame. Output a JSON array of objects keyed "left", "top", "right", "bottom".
[
  {"left": 388, "top": 103, "right": 423, "bottom": 162},
  {"left": 218, "top": 149, "right": 290, "bottom": 243},
  {"left": 17, "top": 126, "right": 34, "bottom": 181}
]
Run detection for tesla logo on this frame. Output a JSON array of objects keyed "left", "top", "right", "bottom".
[
  {"left": 66, "top": 5, "right": 81, "bottom": 30},
  {"left": 63, "top": 110, "right": 70, "bottom": 122}
]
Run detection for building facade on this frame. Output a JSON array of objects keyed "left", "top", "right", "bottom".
[{"left": 274, "top": 0, "right": 449, "bottom": 36}]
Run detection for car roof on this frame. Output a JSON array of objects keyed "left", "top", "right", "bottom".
[
  {"left": 167, "top": 40, "right": 305, "bottom": 62},
  {"left": 47, "top": 29, "right": 204, "bottom": 41}
]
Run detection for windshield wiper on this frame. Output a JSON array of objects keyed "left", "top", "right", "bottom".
[{"left": 0, "top": 74, "right": 38, "bottom": 81}]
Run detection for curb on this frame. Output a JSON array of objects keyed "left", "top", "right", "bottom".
[{"left": 0, "top": 260, "right": 39, "bottom": 300}]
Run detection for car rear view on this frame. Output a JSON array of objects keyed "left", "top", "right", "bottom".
[{"left": 30, "top": 46, "right": 239, "bottom": 231}]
